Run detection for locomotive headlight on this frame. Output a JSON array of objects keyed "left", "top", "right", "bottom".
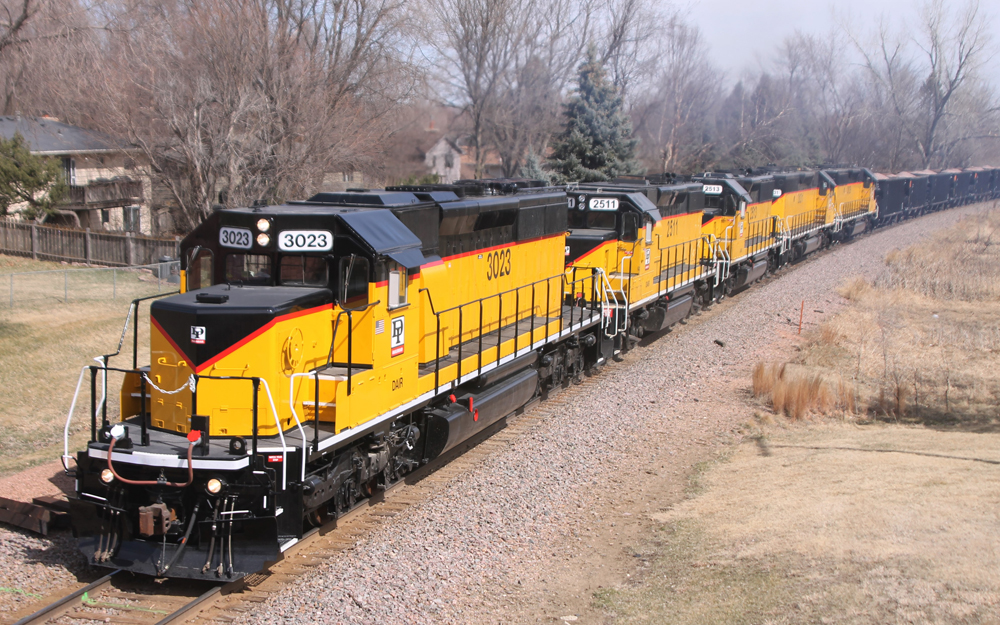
[
  {"left": 206, "top": 478, "right": 224, "bottom": 495},
  {"left": 256, "top": 233, "right": 270, "bottom": 247},
  {"left": 256, "top": 218, "right": 271, "bottom": 233},
  {"left": 100, "top": 468, "right": 115, "bottom": 484}
]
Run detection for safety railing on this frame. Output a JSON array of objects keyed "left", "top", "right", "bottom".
[
  {"left": 321, "top": 300, "right": 380, "bottom": 397},
  {"left": 420, "top": 268, "right": 604, "bottom": 391},
  {"left": 64, "top": 364, "right": 302, "bottom": 489},
  {"left": 654, "top": 234, "right": 718, "bottom": 299}
]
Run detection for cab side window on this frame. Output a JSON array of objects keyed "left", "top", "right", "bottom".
[
  {"left": 187, "top": 248, "right": 213, "bottom": 291},
  {"left": 621, "top": 213, "right": 640, "bottom": 242},
  {"left": 339, "top": 255, "right": 370, "bottom": 307},
  {"left": 388, "top": 261, "right": 407, "bottom": 308}
]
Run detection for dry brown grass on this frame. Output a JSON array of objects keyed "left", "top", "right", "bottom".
[
  {"left": 752, "top": 362, "right": 858, "bottom": 420},
  {"left": 794, "top": 207, "right": 1000, "bottom": 427},
  {"left": 0, "top": 256, "right": 167, "bottom": 477},
  {"left": 597, "top": 424, "right": 1000, "bottom": 624}
]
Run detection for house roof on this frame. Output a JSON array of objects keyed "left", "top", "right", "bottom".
[{"left": 0, "top": 116, "right": 130, "bottom": 155}]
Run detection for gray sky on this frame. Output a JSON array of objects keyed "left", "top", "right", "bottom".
[{"left": 685, "top": 0, "right": 1000, "bottom": 85}]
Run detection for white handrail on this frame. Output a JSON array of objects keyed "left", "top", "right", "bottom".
[
  {"left": 288, "top": 372, "right": 322, "bottom": 482},
  {"left": 258, "top": 379, "right": 291, "bottom": 489},
  {"left": 63, "top": 366, "right": 90, "bottom": 472}
]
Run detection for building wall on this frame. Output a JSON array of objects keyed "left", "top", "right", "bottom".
[
  {"left": 424, "top": 139, "right": 462, "bottom": 184},
  {"left": 65, "top": 152, "right": 154, "bottom": 236}
]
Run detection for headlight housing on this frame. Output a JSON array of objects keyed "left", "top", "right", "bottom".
[
  {"left": 256, "top": 233, "right": 270, "bottom": 247},
  {"left": 256, "top": 218, "right": 271, "bottom": 232},
  {"left": 100, "top": 468, "right": 115, "bottom": 484},
  {"left": 206, "top": 478, "right": 224, "bottom": 495}
]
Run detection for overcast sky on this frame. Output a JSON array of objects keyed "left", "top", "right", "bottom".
[{"left": 684, "top": 0, "right": 1000, "bottom": 85}]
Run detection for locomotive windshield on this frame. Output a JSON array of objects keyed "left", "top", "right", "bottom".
[
  {"left": 225, "top": 253, "right": 272, "bottom": 285},
  {"left": 567, "top": 209, "right": 616, "bottom": 229},
  {"left": 279, "top": 255, "right": 328, "bottom": 286}
]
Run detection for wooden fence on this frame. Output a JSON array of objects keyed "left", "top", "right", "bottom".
[{"left": 0, "top": 221, "right": 180, "bottom": 266}]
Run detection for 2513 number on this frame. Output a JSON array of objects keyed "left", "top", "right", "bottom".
[{"left": 486, "top": 249, "right": 511, "bottom": 280}]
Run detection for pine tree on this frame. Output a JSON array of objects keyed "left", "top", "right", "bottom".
[
  {"left": 549, "top": 48, "right": 642, "bottom": 183},
  {"left": 0, "top": 133, "right": 67, "bottom": 218},
  {"left": 518, "top": 149, "right": 552, "bottom": 184}
]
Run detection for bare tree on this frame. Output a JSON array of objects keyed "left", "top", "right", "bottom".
[
  {"left": 92, "top": 0, "right": 413, "bottom": 231},
  {"left": 855, "top": 1, "right": 993, "bottom": 169},
  {"left": 632, "top": 12, "right": 718, "bottom": 173},
  {"left": 597, "top": 0, "right": 658, "bottom": 101},
  {"left": 912, "top": 0, "right": 991, "bottom": 167},
  {"left": 488, "top": 0, "right": 594, "bottom": 176},
  {"left": 423, "top": 0, "right": 530, "bottom": 178}
]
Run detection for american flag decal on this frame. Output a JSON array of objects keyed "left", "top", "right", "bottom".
[{"left": 375, "top": 319, "right": 385, "bottom": 334}]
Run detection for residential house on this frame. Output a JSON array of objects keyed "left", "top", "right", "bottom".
[{"left": 0, "top": 116, "right": 152, "bottom": 235}]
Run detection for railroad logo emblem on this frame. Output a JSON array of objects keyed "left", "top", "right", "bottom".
[
  {"left": 390, "top": 317, "right": 405, "bottom": 357},
  {"left": 644, "top": 247, "right": 650, "bottom": 269},
  {"left": 190, "top": 326, "right": 206, "bottom": 344}
]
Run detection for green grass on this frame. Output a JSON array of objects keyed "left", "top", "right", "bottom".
[{"left": 0, "top": 255, "right": 173, "bottom": 476}]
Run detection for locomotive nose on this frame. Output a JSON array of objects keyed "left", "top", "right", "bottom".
[{"left": 150, "top": 285, "right": 332, "bottom": 370}]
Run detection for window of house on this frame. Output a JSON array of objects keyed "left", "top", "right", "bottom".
[
  {"left": 123, "top": 206, "right": 140, "bottom": 232},
  {"left": 445, "top": 153, "right": 454, "bottom": 168},
  {"left": 225, "top": 254, "right": 272, "bottom": 285},
  {"left": 63, "top": 158, "right": 76, "bottom": 185},
  {"left": 280, "top": 255, "right": 328, "bottom": 286},
  {"left": 342, "top": 172, "right": 352, "bottom": 182},
  {"left": 101, "top": 209, "right": 110, "bottom": 224}
]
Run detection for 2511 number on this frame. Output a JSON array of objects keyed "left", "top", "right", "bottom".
[{"left": 486, "top": 249, "right": 511, "bottom": 280}]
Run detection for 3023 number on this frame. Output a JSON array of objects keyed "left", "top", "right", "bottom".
[{"left": 486, "top": 249, "right": 511, "bottom": 280}]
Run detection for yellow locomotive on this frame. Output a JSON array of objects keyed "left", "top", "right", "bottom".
[
  {"left": 68, "top": 182, "right": 612, "bottom": 580},
  {"left": 563, "top": 178, "right": 717, "bottom": 346}
]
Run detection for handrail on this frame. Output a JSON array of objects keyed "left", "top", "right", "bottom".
[
  {"left": 88, "top": 292, "right": 178, "bottom": 429},
  {"left": 325, "top": 300, "right": 380, "bottom": 396},
  {"left": 421, "top": 267, "right": 603, "bottom": 390},
  {"left": 65, "top": 363, "right": 296, "bottom": 488}
]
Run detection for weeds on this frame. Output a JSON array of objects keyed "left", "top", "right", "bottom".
[
  {"left": 788, "top": 209, "right": 1000, "bottom": 427},
  {"left": 752, "top": 362, "right": 859, "bottom": 420}
]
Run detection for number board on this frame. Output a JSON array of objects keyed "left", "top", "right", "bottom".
[
  {"left": 278, "top": 230, "right": 333, "bottom": 252},
  {"left": 703, "top": 184, "right": 723, "bottom": 195},
  {"left": 219, "top": 227, "right": 252, "bottom": 249},
  {"left": 588, "top": 197, "right": 619, "bottom": 211}
]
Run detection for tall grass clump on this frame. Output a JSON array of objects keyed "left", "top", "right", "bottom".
[{"left": 752, "top": 362, "right": 858, "bottom": 421}]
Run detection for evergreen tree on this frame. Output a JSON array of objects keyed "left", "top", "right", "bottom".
[
  {"left": 0, "top": 133, "right": 67, "bottom": 219},
  {"left": 518, "top": 149, "right": 552, "bottom": 184},
  {"left": 549, "top": 48, "right": 642, "bottom": 182}
]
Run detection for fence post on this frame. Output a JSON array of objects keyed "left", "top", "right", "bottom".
[
  {"left": 126, "top": 233, "right": 136, "bottom": 266},
  {"left": 30, "top": 224, "right": 37, "bottom": 260},
  {"left": 85, "top": 228, "right": 92, "bottom": 265}
]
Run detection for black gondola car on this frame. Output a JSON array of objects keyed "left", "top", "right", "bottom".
[{"left": 874, "top": 173, "right": 906, "bottom": 223}]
